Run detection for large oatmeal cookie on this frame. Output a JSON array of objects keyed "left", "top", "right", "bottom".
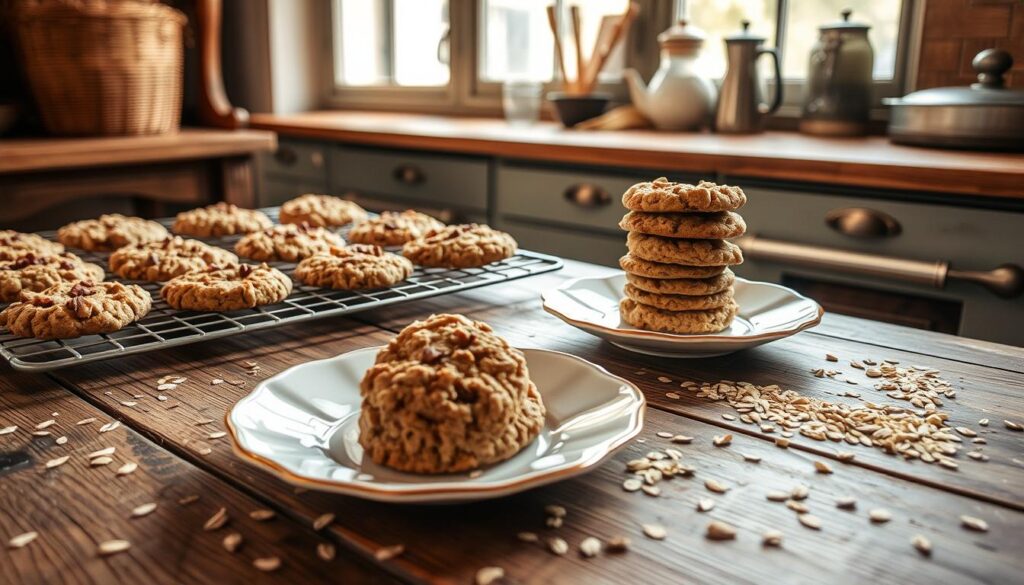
[
  {"left": 619, "top": 254, "right": 726, "bottom": 279},
  {"left": 171, "top": 203, "right": 273, "bottom": 238},
  {"left": 278, "top": 194, "right": 368, "bottom": 228},
  {"left": 622, "top": 178, "right": 746, "bottom": 212},
  {"left": 0, "top": 230, "right": 65, "bottom": 261},
  {"left": 57, "top": 214, "right": 169, "bottom": 251},
  {"left": 160, "top": 263, "right": 292, "bottom": 311},
  {"left": 620, "top": 298, "right": 738, "bottom": 334},
  {"left": 347, "top": 210, "right": 445, "bottom": 247},
  {"left": 619, "top": 210, "right": 746, "bottom": 240},
  {"left": 625, "top": 269, "right": 735, "bottom": 296},
  {"left": 0, "top": 280, "right": 151, "bottom": 340},
  {"left": 234, "top": 224, "right": 346, "bottom": 262},
  {"left": 109, "top": 237, "right": 238, "bottom": 282},
  {"left": 623, "top": 284, "right": 734, "bottom": 311},
  {"left": 294, "top": 245, "right": 413, "bottom": 290},
  {"left": 359, "top": 314, "right": 546, "bottom": 474},
  {"left": 402, "top": 224, "right": 516, "bottom": 268},
  {"left": 0, "top": 253, "right": 105, "bottom": 303},
  {"left": 627, "top": 232, "right": 743, "bottom": 266}
]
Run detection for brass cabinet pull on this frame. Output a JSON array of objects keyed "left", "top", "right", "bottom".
[
  {"left": 737, "top": 235, "right": 1024, "bottom": 299},
  {"left": 564, "top": 183, "right": 611, "bottom": 208},
  {"left": 392, "top": 164, "right": 425, "bottom": 185},
  {"left": 825, "top": 207, "right": 901, "bottom": 238}
]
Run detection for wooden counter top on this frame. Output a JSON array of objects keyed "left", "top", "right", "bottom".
[{"left": 251, "top": 111, "right": 1024, "bottom": 200}]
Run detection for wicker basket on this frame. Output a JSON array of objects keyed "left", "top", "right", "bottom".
[{"left": 14, "top": 1, "right": 187, "bottom": 136}]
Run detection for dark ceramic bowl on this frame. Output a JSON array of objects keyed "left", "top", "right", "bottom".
[{"left": 548, "top": 92, "right": 611, "bottom": 128}]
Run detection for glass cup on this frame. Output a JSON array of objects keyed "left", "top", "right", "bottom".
[{"left": 502, "top": 80, "right": 543, "bottom": 125}]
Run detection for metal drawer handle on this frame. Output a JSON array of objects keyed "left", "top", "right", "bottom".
[
  {"left": 825, "top": 207, "right": 901, "bottom": 238},
  {"left": 273, "top": 146, "right": 297, "bottom": 166},
  {"left": 393, "top": 164, "right": 425, "bottom": 185},
  {"left": 737, "top": 235, "right": 1024, "bottom": 299},
  {"left": 564, "top": 183, "right": 611, "bottom": 208}
]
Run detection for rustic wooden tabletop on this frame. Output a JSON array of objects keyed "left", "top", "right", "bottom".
[{"left": 2, "top": 260, "right": 1021, "bottom": 585}]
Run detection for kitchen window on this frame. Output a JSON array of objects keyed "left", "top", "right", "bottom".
[{"left": 327, "top": 0, "right": 916, "bottom": 116}]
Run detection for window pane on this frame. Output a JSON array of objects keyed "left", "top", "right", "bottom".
[
  {"left": 479, "top": 0, "right": 554, "bottom": 82},
  {"left": 681, "top": 0, "right": 778, "bottom": 80},
  {"left": 332, "top": 0, "right": 450, "bottom": 87},
  {"left": 782, "top": 1, "right": 903, "bottom": 81},
  {"left": 564, "top": 0, "right": 630, "bottom": 83}
]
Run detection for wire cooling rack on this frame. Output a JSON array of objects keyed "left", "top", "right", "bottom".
[{"left": 0, "top": 209, "right": 562, "bottom": 372}]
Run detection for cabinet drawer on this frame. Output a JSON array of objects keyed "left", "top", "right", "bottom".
[
  {"left": 496, "top": 218, "right": 624, "bottom": 267},
  {"left": 329, "top": 146, "right": 489, "bottom": 212},
  {"left": 260, "top": 138, "right": 328, "bottom": 181}
]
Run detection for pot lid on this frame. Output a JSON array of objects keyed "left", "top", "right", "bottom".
[
  {"left": 724, "top": 20, "right": 764, "bottom": 43},
  {"left": 658, "top": 19, "right": 705, "bottom": 48},
  {"left": 820, "top": 8, "right": 870, "bottom": 31},
  {"left": 892, "top": 49, "right": 1024, "bottom": 107}
]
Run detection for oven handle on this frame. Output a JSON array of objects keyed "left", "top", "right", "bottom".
[{"left": 736, "top": 235, "right": 1024, "bottom": 299}]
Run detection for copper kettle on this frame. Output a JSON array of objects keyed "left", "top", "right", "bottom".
[{"left": 714, "top": 21, "right": 782, "bottom": 134}]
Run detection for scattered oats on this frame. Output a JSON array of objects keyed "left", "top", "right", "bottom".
[
  {"left": 865, "top": 368, "right": 882, "bottom": 378},
  {"left": 967, "top": 451, "right": 989, "bottom": 462},
  {"left": 712, "top": 434, "right": 732, "bottom": 447},
  {"left": 775, "top": 438, "right": 790, "bottom": 448},
  {"left": 825, "top": 353, "right": 838, "bottom": 362},
  {"left": 846, "top": 379, "right": 859, "bottom": 385},
  {"left": 211, "top": 379, "right": 224, "bottom": 385},
  {"left": 938, "top": 459, "right": 959, "bottom": 470},
  {"left": 228, "top": 380, "right": 245, "bottom": 387},
  {"left": 178, "top": 495, "right": 199, "bottom": 506},
  {"left": 35, "top": 419, "right": 55, "bottom": 430},
  {"left": 766, "top": 491, "right": 789, "bottom": 502},
  {"left": 837, "top": 452, "right": 856, "bottom": 462},
  {"left": 131, "top": 503, "right": 157, "bottom": 518},
  {"left": 657, "top": 376, "right": 672, "bottom": 383},
  {"left": 742, "top": 454, "right": 762, "bottom": 463},
  {"left": 120, "top": 401, "right": 137, "bottom": 407},
  {"left": 97, "top": 540, "right": 131, "bottom": 556},
  {"left": 90, "top": 456, "right": 113, "bottom": 467},
  {"left": 374, "top": 544, "right": 404, "bottom": 561},
  {"left": 194, "top": 419, "right": 215, "bottom": 425},
  {"left": 697, "top": 498, "right": 715, "bottom": 512},
  {"left": 99, "top": 421, "right": 120, "bottom": 433},
  {"left": 786, "top": 500, "right": 809, "bottom": 514},
  {"left": 0, "top": 425, "right": 17, "bottom": 435},
  {"left": 7, "top": 531, "right": 38, "bottom": 549},
  {"left": 960, "top": 515, "right": 988, "bottom": 532},
  {"left": 656, "top": 431, "right": 674, "bottom": 439},
  {"left": 249, "top": 509, "right": 276, "bottom": 521},
  {"left": 836, "top": 496, "right": 857, "bottom": 510},
  {"left": 706, "top": 520, "right": 736, "bottom": 541},
  {"left": 642, "top": 524, "right": 667, "bottom": 540},
  {"left": 973, "top": 438, "right": 987, "bottom": 444},
  {"left": 850, "top": 361, "right": 864, "bottom": 370},
  {"left": 642, "top": 485, "right": 661, "bottom": 497},
  {"left": 672, "top": 435, "right": 693, "bottom": 444},
  {"left": 622, "top": 478, "right": 643, "bottom": 492},
  {"left": 798, "top": 514, "right": 822, "bottom": 530},
  {"left": 54, "top": 436, "right": 67, "bottom": 445},
  {"left": 468, "top": 470, "right": 482, "bottom": 479},
  {"left": 253, "top": 557, "right": 281, "bottom": 572},
  {"left": 911, "top": 534, "right": 932, "bottom": 556},
  {"left": 197, "top": 447, "right": 212, "bottom": 456},
  {"left": 1004, "top": 420, "right": 1022, "bottom": 432},
  {"left": 116, "top": 462, "right": 138, "bottom": 476},
  {"left": 317, "top": 542, "right": 336, "bottom": 561},
  {"left": 606, "top": 536, "right": 630, "bottom": 552},
  {"left": 762, "top": 530, "right": 783, "bottom": 547},
  {"left": 869, "top": 509, "right": 892, "bottom": 523},
  {"left": 31, "top": 431, "right": 51, "bottom": 437},
  {"left": 814, "top": 461, "right": 833, "bottom": 474},
  {"left": 45, "top": 455, "right": 70, "bottom": 469},
  {"left": 759, "top": 424, "right": 775, "bottom": 433},
  {"left": 791, "top": 485, "right": 810, "bottom": 500},
  {"left": 203, "top": 507, "right": 229, "bottom": 531},
  {"left": 156, "top": 383, "right": 177, "bottom": 391},
  {"left": 546, "top": 516, "right": 564, "bottom": 528},
  {"left": 579, "top": 536, "right": 601, "bottom": 558},
  {"left": 475, "top": 567, "right": 505, "bottom": 585},
  {"left": 313, "top": 512, "right": 335, "bottom": 531},
  {"left": 547, "top": 537, "right": 569, "bottom": 555},
  {"left": 955, "top": 427, "right": 977, "bottom": 438},
  {"left": 207, "top": 431, "right": 227, "bottom": 440},
  {"left": 722, "top": 414, "right": 737, "bottom": 421},
  {"left": 222, "top": 532, "right": 243, "bottom": 553},
  {"left": 665, "top": 392, "right": 681, "bottom": 400},
  {"left": 517, "top": 531, "right": 539, "bottom": 543},
  {"left": 704, "top": 478, "right": 730, "bottom": 494},
  {"left": 88, "top": 447, "right": 116, "bottom": 459},
  {"left": 978, "top": 418, "right": 989, "bottom": 427}
]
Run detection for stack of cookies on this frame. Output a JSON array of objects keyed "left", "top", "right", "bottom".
[{"left": 617, "top": 177, "right": 747, "bottom": 334}]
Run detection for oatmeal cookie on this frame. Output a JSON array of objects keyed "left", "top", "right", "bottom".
[
  {"left": 171, "top": 203, "right": 273, "bottom": 238},
  {"left": 625, "top": 269, "right": 735, "bottom": 296},
  {"left": 623, "top": 284, "right": 733, "bottom": 311},
  {"left": 402, "top": 224, "right": 516, "bottom": 268},
  {"left": 359, "top": 314, "right": 545, "bottom": 474},
  {"left": 619, "top": 210, "right": 746, "bottom": 240},
  {"left": 0, "top": 230, "right": 65, "bottom": 261},
  {"left": 109, "top": 237, "right": 238, "bottom": 282},
  {"left": 620, "top": 297, "right": 739, "bottom": 334},
  {"left": 294, "top": 245, "right": 412, "bottom": 290},
  {"left": 622, "top": 178, "right": 746, "bottom": 213},
  {"left": 0, "top": 253, "right": 105, "bottom": 303},
  {"left": 234, "top": 224, "right": 346, "bottom": 262},
  {"left": 0, "top": 280, "right": 151, "bottom": 340},
  {"left": 160, "top": 263, "right": 292, "bottom": 311},
  {"left": 626, "top": 232, "right": 743, "bottom": 266},
  {"left": 57, "top": 214, "right": 169, "bottom": 251},
  {"left": 347, "top": 210, "right": 445, "bottom": 247},
  {"left": 278, "top": 194, "right": 368, "bottom": 228},
  {"left": 619, "top": 254, "right": 726, "bottom": 279}
]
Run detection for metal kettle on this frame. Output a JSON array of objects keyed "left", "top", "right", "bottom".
[
  {"left": 800, "top": 9, "right": 874, "bottom": 136},
  {"left": 714, "top": 21, "right": 782, "bottom": 134}
]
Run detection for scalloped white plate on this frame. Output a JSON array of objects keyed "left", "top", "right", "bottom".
[
  {"left": 542, "top": 273, "right": 823, "bottom": 358},
  {"left": 226, "top": 347, "right": 645, "bottom": 503}
]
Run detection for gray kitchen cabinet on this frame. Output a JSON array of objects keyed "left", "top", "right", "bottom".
[{"left": 257, "top": 138, "right": 329, "bottom": 206}]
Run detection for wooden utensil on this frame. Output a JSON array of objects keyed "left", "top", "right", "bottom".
[
  {"left": 546, "top": 5, "right": 572, "bottom": 93},
  {"left": 581, "top": 2, "right": 639, "bottom": 93},
  {"left": 570, "top": 5, "right": 584, "bottom": 90}
]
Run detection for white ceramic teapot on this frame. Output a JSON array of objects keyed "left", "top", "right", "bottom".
[{"left": 625, "top": 19, "right": 717, "bottom": 131}]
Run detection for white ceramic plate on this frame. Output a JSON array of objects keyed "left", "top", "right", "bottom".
[
  {"left": 542, "top": 273, "right": 823, "bottom": 358},
  {"left": 226, "top": 347, "right": 644, "bottom": 503}
]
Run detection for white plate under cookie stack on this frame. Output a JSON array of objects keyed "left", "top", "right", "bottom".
[{"left": 617, "top": 178, "right": 747, "bottom": 335}]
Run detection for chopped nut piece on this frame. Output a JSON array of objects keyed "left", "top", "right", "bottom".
[
  {"left": 960, "top": 515, "right": 989, "bottom": 532},
  {"left": 222, "top": 532, "right": 243, "bottom": 553},
  {"left": 704, "top": 478, "right": 730, "bottom": 493},
  {"left": 249, "top": 509, "right": 276, "bottom": 521},
  {"left": 374, "top": 544, "right": 404, "bottom": 561},
  {"left": 762, "top": 530, "right": 783, "bottom": 547},
  {"left": 203, "top": 507, "right": 229, "bottom": 531},
  {"left": 706, "top": 521, "right": 736, "bottom": 541},
  {"left": 317, "top": 542, "right": 336, "bottom": 561},
  {"left": 579, "top": 537, "right": 601, "bottom": 558},
  {"left": 797, "top": 514, "right": 822, "bottom": 530},
  {"left": 547, "top": 537, "right": 569, "bottom": 555},
  {"left": 606, "top": 536, "right": 630, "bottom": 552},
  {"left": 712, "top": 434, "right": 732, "bottom": 447},
  {"left": 517, "top": 531, "right": 538, "bottom": 543},
  {"left": 253, "top": 557, "right": 281, "bottom": 572},
  {"left": 869, "top": 509, "right": 892, "bottom": 523},
  {"left": 475, "top": 567, "right": 505, "bottom": 585},
  {"left": 544, "top": 504, "right": 567, "bottom": 518},
  {"left": 766, "top": 491, "right": 789, "bottom": 502},
  {"left": 696, "top": 498, "right": 715, "bottom": 512},
  {"left": 825, "top": 353, "right": 838, "bottom": 362},
  {"left": 814, "top": 461, "right": 833, "bottom": 474},
  {"left": 671, "top": 435, "right": 694, "bottom": 444},
  {"left": 642, "top": 524, "right": 667, "bottom": 540},
  {"left": 97, "top": 540, "right": 131, "bottom": 556},
  {"left": 131, "top": 503, "right": 157, "bottom": 518},
  {"left": 313, "top": 512, "right": 335, "bottom": 531},
  {"left": 911, "top": 534, "right": 932, "bottom": 556},
  {"left": 835, "top": 496, "right": 857, "bottom": 510}
]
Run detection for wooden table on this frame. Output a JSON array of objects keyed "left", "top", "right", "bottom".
[{"left": 2, "top": 260, "right": 1021, "bottom": 584}]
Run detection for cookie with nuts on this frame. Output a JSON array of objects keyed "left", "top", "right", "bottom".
[
  {"left": 234, "top": 223, "right": 346, "bottom": 262},
  {"left": 57, "top": 214, "right": 169, "bottom": 251},
  {"left": 0, "top": 280, "right": 151, "bottom": 339},
  {"left": 619, "top": 254, "right": 727, "bottom": 279},
  {"left": 109, "top": 237, "right": 238, "bottom": 282},
  {"left": 625, "top": 269, "right": 735, "bottom": 296},
  {"left": 160, "top": 263, "right": 292, "bottom": 312},
  {"left": 0, "top": 253, "right": 106, "bottom": 303},
  {"left": 294, "top": 244, "right": 413, "bottom": 290},
  {"left": 619, "top": 210, "right": 746, "bottom": 240},
  {"left": 0, "top": 230, "right": 65, "bottom": 261},
  {"left": 622, "top": 178, "right": 747, "bottom": 213},
  {"left": 402, "top": 224, "right": 516, "bottom": 268},
  {"left": 278, "top": 194, "right": 368, "bottom": 228},
  {"left": 619, "top": 297, "right": 739, "bottom": 334},
  {"left": 171, "top": 203, "right": 273, "bottom": 238},
  {"left": 622, "top": 284, "right": 734, "bottom": 311},
  {"left": 626, "top": 232, "right": 743, "bottom": 266},
  {"left": 347, "top": 210, "right": 445, "bottom": 247}
]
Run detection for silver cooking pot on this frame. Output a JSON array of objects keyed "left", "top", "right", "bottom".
[{"left": 883, "top": 49, "right": 1024, "bottom": 151}]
